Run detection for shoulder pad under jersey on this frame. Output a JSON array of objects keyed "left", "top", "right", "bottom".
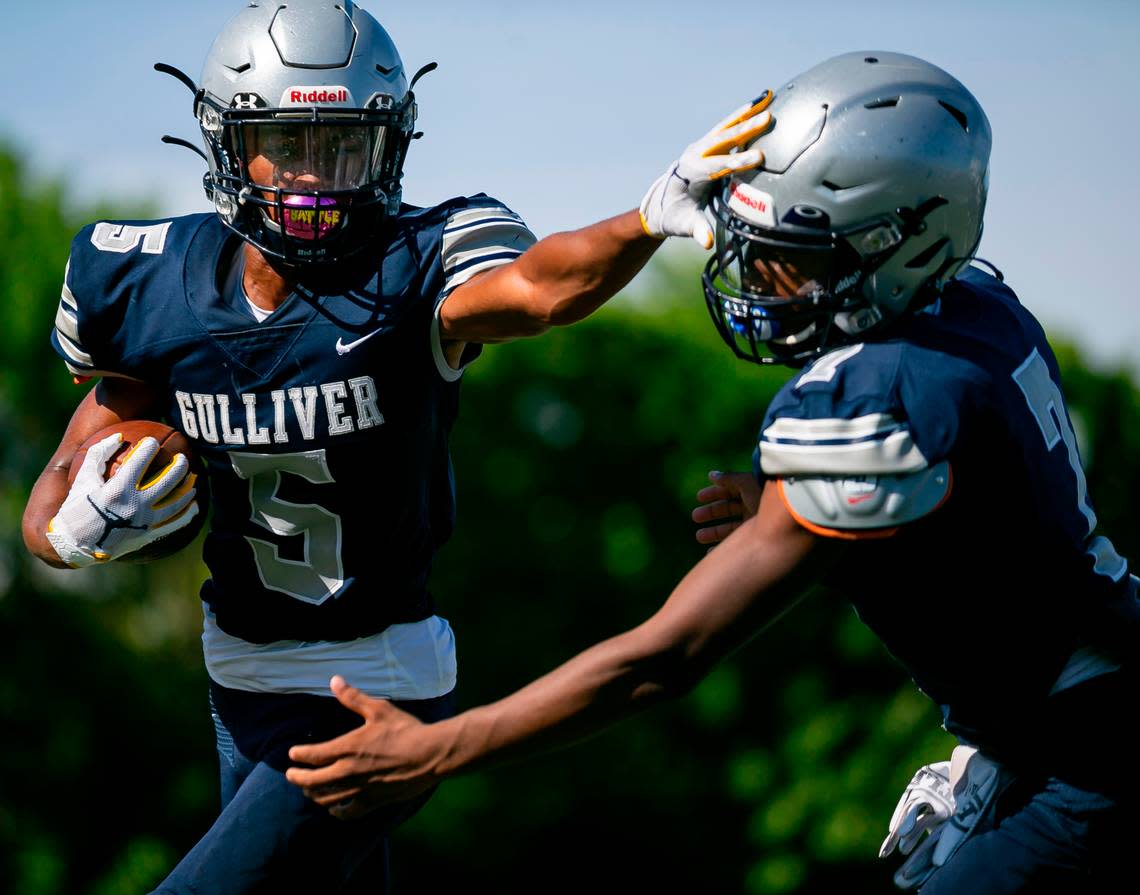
[
  {"left": 776, "top": 463, "right": 952, "bottom": 539},
  {"left": 758, "top": 335, "right": 987, "bottom": 479}
]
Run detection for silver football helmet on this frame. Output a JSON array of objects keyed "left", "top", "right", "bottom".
[
  {"left": 191, "top": 0, "right": 423, "bottom": 267},
  {"left": 703, "top": 52, "right": 992, "bottom": 365}
]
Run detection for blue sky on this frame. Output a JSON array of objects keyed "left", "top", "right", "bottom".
[{"left": 3, "top": 0, "right": 1138, "bottom": 367}]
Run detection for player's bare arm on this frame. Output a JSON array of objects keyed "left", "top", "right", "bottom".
[
  {"left": 439, "top": 209, "right": 659, "bottom": 344},
  {"left": 438, "top": 95, "right": 775, "bottom": 349},
  {"left": 286, "top": 482, "right": 845, "bottom": 816},
  {"left": 22, "top": 377, "right": 167, "bottom": 567}
]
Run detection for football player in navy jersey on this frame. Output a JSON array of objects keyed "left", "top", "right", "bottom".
[
  {"left": 287, "top": 53, "right": 1139, "bottom": 892},
  {"left": 18, "top": 2, "right": 776, "bottom": 893}
]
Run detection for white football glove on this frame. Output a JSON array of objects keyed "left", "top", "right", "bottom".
[
  {"left": 639, "top": 92, "right": 774, "bottom": 249},
  {"left": 47, "top": 432, "right": 199, "bottom": 568},
  {"left": 879, "top": 759, "right": 954, "bottom": 860},
  {"left": 884, "top": 745, "right": 1012, "bottom": 891}
]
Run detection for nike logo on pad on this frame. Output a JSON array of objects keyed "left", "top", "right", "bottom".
[{"left": 335, "top": 328, "right": 384, "bottom": 355}]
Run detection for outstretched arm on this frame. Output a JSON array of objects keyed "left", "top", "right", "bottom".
[
  {"left": 286, "top": 479, "right": 843, "bottom": 817},
  {"left": 440, "top": 96, "right": 774, "bottom": 347},
  {"left": 440, "top": 210, "right": 658, "bottom": 344}
]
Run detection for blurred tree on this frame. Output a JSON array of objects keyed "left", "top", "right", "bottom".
[{"left": 1, "top": 143, "right": 1137, "bottom": 894}]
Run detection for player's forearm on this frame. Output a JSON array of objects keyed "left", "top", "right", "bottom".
[
  {"left": 513, "top": 209, "right": 661, "bottom": 326},
  {"left": 428, "top": 624, "right": 685, "bottom": 778},
  {"left": 425, "top": 507, "right": 830, "bottom": 780},
  {"left": 23, "top": 465, "right": 73, "bottom": 568},
  {"left": 441, "top": 210, "right": 660, "bottom": 343}
]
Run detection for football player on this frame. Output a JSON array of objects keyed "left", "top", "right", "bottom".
[
  {"left": 18, "top": 1, "right": 773, "bottom": 893},
  {"left": 286, "top": 52, "right": 1140, "bottom": 892}
]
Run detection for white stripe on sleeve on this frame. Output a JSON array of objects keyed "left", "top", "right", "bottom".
[
  {"left": 441, "top": 205, "right": 536, "bottom": 294},
  {"left": 760, "top": 413, "right": 929, "bottom": 476}
]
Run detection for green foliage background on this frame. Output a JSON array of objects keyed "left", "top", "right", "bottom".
[{"left": 1, "top": 145, "right": 1138, "bottom": 893}]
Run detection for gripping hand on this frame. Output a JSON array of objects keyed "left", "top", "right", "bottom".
[
  {"left": 880, "top": 759, "right": 954, "bottom": 861},
  {"left": 639, "top": 92, "right": 774, "bottom": 248},
  {"left": 884, "top": 745, "right": 1012, "bottom": 890},
  {"left": 47, "top": 433, "right": 199, "bottom": 568}
]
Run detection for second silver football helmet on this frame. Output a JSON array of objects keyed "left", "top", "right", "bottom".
[{"left": 703, "top": 52, "right": 992, "bottom": 365}]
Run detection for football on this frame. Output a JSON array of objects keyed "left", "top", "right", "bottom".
[{"left": 68, "top": 420, "right": 208, "bottom": 563}]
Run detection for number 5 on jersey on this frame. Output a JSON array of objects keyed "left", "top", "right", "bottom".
[{"left": 230, "top": 450, "right": 345, "bottom": 604}]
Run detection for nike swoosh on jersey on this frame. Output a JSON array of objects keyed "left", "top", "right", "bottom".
[{"left": 335, "top": 328, "right": 384, "bottom": 355}]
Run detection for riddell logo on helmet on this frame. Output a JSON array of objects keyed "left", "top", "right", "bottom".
[
  {"left": 728, "top": 182, "right": 776, "bottom": 227},
  {"left": 731, "top": 185, "right": 767, "bottom": 214},
  {"left": 281, "top": 86, "right": 355, "bottom": 105}
]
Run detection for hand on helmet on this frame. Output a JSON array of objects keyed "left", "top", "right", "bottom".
[
  {"left": 47, "top": 433, "right": 199, "bottom": 568},
  {"left": 639, "top": 93, "right": 774, "bottom": 249}
]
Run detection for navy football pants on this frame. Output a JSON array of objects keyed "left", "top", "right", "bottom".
[
  {"left": 921, "top": 669, "right": 1136, "bottom": 893},
  {"left": 918, "top": 778, "right": 1126, "bottom": 893},
  {"left": 151, "top": 684, "right": 456, "bottom": 895}
]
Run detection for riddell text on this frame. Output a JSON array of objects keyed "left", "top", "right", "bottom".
[
  {"left": 290, "top": 89, "right": 348, "bottom": 103},
  {"left": 731, "top": 185, "right": 767, "bottom": 213}
]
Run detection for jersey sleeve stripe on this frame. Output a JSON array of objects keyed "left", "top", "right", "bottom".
[
  {"left": 443, "top": 252, "right": 525, "bottom": 292},
  {"left": 442, "top": 220, "right": 536, "bottom": 259},
  {"left": 439, "top": 205, "right": 536, "bottom": 294},
  {"left": 442, "top": 215, "right": 528, "bottom": 239},
  {"left": 443, "top": 205, "right": 525, "bottom": 230},
  {"left": 762, "top": 412, "right": 903, "bottom": 443},
  {"left": 54, "top": 300, "right": 81, "bottom": 343},
  {"left": 760, "top": 429, "right": 928, "bottom": 475},
  {"left": 444, "top": 246, "right": 525, "bottom": 276},
  {"left": 52, "top": 327, "right": 95, "bottom": 368},
  {"left": 60, "top": 280, "right": 79, "bottom": 313},
  {"left": 49, "top": 331, "right": 100, "bottom": 378}
]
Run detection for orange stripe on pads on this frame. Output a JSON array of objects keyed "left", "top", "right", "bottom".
[{"left": 775, "top": 478, "right": 899, "bottom": 541}]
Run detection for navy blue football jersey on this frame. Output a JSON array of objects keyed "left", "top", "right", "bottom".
[
  {"left": 52, "top": 198, "right": 535, "bottom": 645},
  {"left": 755, "top": 266, "right": 1134, "bottom": 755}
]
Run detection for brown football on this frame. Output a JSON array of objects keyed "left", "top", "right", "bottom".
[{"left": 69, "top": 420, "right": 208, "bottom": 563}]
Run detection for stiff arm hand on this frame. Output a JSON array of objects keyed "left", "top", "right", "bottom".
[{"left": 639, "top": 93, "right": 773, "bottom": 248}]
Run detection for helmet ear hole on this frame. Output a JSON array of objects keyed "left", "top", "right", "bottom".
[
  {"left": 939, "top": 101, "right": 970, "bottom": 133},
  {"left": 782, "top": 205, "right": 831, "bottom": 229},
  {"left": 905, "top": 237, "right": 950, "bottom": 270}
]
